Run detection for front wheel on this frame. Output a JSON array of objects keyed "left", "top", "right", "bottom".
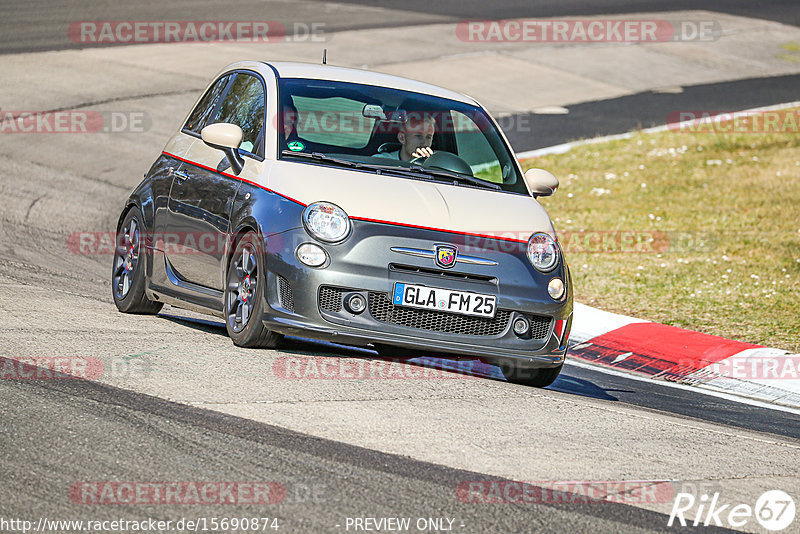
[
  {"left": 112, "top": 207, "right": 163, "bottom": 314},
  {"left": 501, "top": 361, "right": 563, "bottom": 388},
  {"left": 224, "top": 232, "right": 281, "bottom": 348}
]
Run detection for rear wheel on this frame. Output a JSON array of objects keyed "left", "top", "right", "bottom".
[
  {"left": 112, "top": 207, "right": 163, "bottom": 314},
  {"left": 225, "top": 232, "right": 281, "bottom": 348},
  {"left": 501, "top": 361, "right": 563, "bottom": 388}
]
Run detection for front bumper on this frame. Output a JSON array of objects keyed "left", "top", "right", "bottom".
[{"left": 260, "top": 221, "right": 573, "bottom": 367}]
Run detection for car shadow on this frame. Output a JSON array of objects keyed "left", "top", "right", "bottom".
[
  {"left": 280, "top": 337, "right": 628, "bottom": 402},
  {"left": 159, "top": 313, "right": 229, "bottom": 336},
  {"left": 157, "top": 312, "right": 622, "bottom": 401},
  {"left": 548, "top": 373, "right": 621, "bottom": 401}
]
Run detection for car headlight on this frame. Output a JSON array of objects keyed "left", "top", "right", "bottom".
[
  {"left": 302, "top": 202, "right": 351, "bottom": 243},
  {"left": 527, "top": 233, "right": 559, "bottom": 272}
]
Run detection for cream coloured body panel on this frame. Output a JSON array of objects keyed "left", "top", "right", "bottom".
[
  {"left": 268, "top": 161, "right": 554, "bottom": 241},
  {"left": 181, "top": 137, "right": 265, "bottom": 184},
  {"left": 162, "top": 131, "right": 196, "bottom": 159}
]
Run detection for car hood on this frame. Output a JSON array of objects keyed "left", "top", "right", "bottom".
[{"left": 268, "top": 161, "right": 556, "bottom": 242}]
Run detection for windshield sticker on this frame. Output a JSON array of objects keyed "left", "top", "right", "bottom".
[{"left": 287, "top": 140, "right": 305, "bottom": 152}]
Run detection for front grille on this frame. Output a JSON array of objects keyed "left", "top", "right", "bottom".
[
  {"left": 320, "top": 285, "right": 552, "bottom": 339},
  {"left": 277, "top": 276, "right": 294, "bottom": 312},
  {"left": 319, "top": 286, "right": 344, "bottom": 312},
  {"left": 389, "top": 264, "right": 497, "bottom": 285},
  {"left": 368, "top": 291, "right": 512, "bottom": 336}
]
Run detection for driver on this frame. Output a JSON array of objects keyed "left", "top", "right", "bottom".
[{"left": 376, "top": 113, "right": 435, "bottom": 161}]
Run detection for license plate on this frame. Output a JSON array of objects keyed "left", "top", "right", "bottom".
[{"left": 392, "top": 282, "right": 497, "bottom": 318}]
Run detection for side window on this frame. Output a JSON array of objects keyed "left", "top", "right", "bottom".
[
  {"left": 212, "top": 73, "right": 266, "bottom": 156},
  {"left": 184, "top": 74, "right": 232, "bottom": 134},
  {"left": 451, "top": 110, "right": 508, "bottom": 184}
]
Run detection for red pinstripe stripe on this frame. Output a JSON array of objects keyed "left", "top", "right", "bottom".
[
  {"left": 163, "top": 151, "right": 307, "bottom": 206},
  {"left": 161, "top": 151, "right": 532, "bottom": 245},
  {"left": 350, "top": 215, "right": 528, "bottom": 243}
]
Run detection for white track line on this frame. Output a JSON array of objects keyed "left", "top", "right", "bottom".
[{"left": 565, "top": 358, "right": 800, "bottom": 416}]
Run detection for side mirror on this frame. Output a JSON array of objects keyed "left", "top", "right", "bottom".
[
  {"left": 524, "top": 168, "right": 559, "bottom": 197},
  {"left": 201, "top": 123, "right": 245, "bottom": 175}
]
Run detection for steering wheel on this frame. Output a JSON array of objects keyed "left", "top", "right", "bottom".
[
  {"left": 414, "top": 151, "right": 474, "bottom": 176},
  {"left": 377, "top": 142, "right": 401, "bottom": 154}
]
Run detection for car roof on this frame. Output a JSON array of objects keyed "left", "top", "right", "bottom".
[{"left": 264, "top": 61, "right": 478, "bottom": 105}]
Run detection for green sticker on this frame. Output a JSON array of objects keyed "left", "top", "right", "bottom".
[{"left": 287, "top": 140, "right": 305, "bottom": 152}]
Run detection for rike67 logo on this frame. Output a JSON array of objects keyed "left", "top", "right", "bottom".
[{"left": 669, "top": 490, "right": 795, "bottom": 531}]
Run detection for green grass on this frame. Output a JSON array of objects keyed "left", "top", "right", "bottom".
[{"left": 523, "top": 122, "right": 800, "bottom": 352}]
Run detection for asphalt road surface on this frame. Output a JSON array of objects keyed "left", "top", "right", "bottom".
[
  {"left": 1, "top": 374, "right": 738, "bottom": 533},
  {"left": 506, "top": 74, "right": 800, "bottom": 152},
  {"left": 2, "top": 0, "right": 799, "bottom": 54}
]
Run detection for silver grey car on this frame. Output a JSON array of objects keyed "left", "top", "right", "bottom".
[{"left": 112, "top": 61, "right": 573, "bottom": 387}]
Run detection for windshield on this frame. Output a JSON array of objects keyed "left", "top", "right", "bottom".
[{"left": 278, "top": 78, "right": 527, "bottom": 194}]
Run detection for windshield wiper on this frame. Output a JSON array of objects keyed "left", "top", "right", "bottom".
[
  {"left": 283, "top": 151, "right": 502, "bottom": 191},
  {"left": 281, "top": 150, "right": 365, "bottom": 169},
  {"left": 282, "top": 151, "right": 438, "bottom": 183},
  {"left": 404, "top": 164, "right": 502, "bottom": 191},
  {"left": 367, "top": 162, "right": 501, "bottom": 191}
]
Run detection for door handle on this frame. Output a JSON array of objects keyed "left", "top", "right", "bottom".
[{"left": 174, "top": 169, "right": 191, "bottom": 182}]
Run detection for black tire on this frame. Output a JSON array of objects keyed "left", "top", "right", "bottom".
[
  {"left": 112, "top": 207, "right": 163, "bottom": 314},
  {"left": 500, "top": 361, "right": 563, "bottom": 388},
  {"left": 224, "top": 232, "right": 281, "bottom": 348}
]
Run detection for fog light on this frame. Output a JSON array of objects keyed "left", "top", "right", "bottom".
[
  {"left": 513, "top": 317, "right": 530, "bottom": 336},
  {"left": 548, "top": 277, "right": 565, "bottom": 300},
  {"left": 344, "top": 293, "right": 366, "bottom": 314},
  {"left": 296, "top": 243, "right": 327, "bottom": 267}
]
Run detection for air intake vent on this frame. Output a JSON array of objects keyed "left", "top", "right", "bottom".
[
  {"left": 319, "top": 286, "right": 344, "bottom": 313},
  {"left": 277, "top": 276, "right": 294, "bottom": 312}
]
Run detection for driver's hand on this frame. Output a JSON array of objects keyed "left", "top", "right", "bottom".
[{"left": 411, "top": 147, "right": 434, "bottom": 159}]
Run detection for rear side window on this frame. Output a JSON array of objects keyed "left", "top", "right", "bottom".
[
  {"left": 212, "top": 73, "right": 266, "bottom": 155},
  {"left": 184, "top": 74, "right": 232, "bottom": 134}
]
